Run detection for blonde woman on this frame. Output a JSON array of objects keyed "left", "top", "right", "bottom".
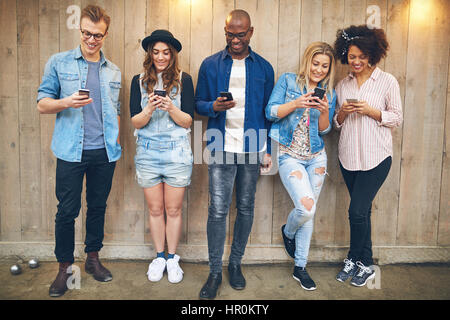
[
  {"left": 265, "top": 42, "right": 336, "bottom": 290},
  {"left": 129, "top": 30, "right": 194, "bottom": 284}
]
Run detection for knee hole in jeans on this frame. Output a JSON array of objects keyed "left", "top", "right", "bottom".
[
  {"left": 301, "top": 197, "right": 314, "bottom": 212},
  {"left": 289, "top": 170, "right": 303, "bottom": 180}
]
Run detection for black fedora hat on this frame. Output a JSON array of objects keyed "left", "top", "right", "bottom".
[{"left": 141, "top": 29, "right": 182, "bottom": 52}]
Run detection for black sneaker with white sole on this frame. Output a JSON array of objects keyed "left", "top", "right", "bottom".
[
  {"left": 350, "top": 261, "right": 375, "bottom": 287},
  {"left": 293, "top": 266, "right": 316, "bottom": 291},
  {"left": 336, "top": 258, "right": 357, "bottom": 282}
]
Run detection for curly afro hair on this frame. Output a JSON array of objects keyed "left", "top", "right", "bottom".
[{"left": 334, "top": 25, "right": 389, "bottom": 65}]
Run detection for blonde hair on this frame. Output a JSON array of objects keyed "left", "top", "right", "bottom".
[
  {"left": 142, "top": 42, "right": 181, "bottom": 97},
  {"left": 80, "top": 5, "right": 110, "bottom": 32},
  {"left": 296, "top": 42, "right": 336, "bottom": 98}
]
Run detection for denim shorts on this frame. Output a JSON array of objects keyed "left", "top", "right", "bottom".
[{"left": 134, "top": 137, "right": 193, "bottom": 188}]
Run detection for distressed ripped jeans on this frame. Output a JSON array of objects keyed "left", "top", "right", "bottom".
[
  {"left": 278, "top": 150, "right": 327, "bottom": 267},
  {"left": 206, "top": 151, "right": 261, "bottom": 274}
]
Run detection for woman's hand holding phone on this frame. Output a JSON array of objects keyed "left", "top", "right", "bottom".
[
  {"left": 293, "top": 91, "right": 319, "bottom": 109},
  {"left": 309, "top": 94, "right": 329, "bottom": 114},
  {"left": 144, "top": 92, "right": 161, "bottom": 116}
]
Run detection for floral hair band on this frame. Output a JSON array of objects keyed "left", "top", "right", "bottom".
[{"left": 341, "top": 30, "right": 361, "bottom": 56}]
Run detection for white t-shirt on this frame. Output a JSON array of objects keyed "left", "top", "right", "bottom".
[{"left": 224, "top": 58, "right": 246, "bottom": 153}]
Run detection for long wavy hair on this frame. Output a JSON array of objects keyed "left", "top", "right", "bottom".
[
  {"left": 296, "top": 41, "right": 336, "bottom": 99},
  {"left": 141, "top": 41, "right": 181, "bottom": 97}
]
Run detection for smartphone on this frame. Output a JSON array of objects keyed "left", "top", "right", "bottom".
[
  {"left": 312, "top": 87, "right": 326, "bottom": 100},
  {"left": 154, "top": 90, "right": 167, "bottom": 97},
  {"left": 78, "top": 89, "right": 90, "bottom": 98},
  {"left": 346, "top": 98, "right": 359, "bottom": 103},
  {"left": 220, "top": 91, "right": 233, "bottom": 101}
]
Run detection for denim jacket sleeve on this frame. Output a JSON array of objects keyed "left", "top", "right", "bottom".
[
  {"left": 194, "top": 60, "right": 219, "bottom": 118},
  {"left": 265, "top": 73, "right": 287, "bottom": 122},
  {"left": 37, "top": 54, "right": 60, "bottom": 102},
  {"left": 318, "top": 90, "right": 336, "bottom": 136}
]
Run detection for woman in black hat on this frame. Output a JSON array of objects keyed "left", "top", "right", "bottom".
[{"left": 129, "top": 30, "right": 194, "bottom": 284}]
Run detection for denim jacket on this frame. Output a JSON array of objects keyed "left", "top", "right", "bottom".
[
  {"left": 265, "top": 72, "right": 336, "bottom": 154},
  {"left": 195, "top": 46, "right": 274, "bottom": 154},
  {"left": 37, "top": 46, "right": 121, "bottom": 162}
]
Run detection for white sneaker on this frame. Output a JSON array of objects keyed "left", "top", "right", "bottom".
[
  {"left": 166, "top": 255, "right": 184, "bottom": 284},
  {"left": 147, "top": 257, "right": 166, "bottom": 282}
]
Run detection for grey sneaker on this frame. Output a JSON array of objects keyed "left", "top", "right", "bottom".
[
  {"left": 350, "top": 261, "right": 375, "bottom": 287},
  {"left": 336, "top": 258, "right": 357, "bottom": 282}
]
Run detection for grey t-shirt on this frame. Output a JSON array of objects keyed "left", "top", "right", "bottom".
[{"left": 82, "top": 61, "right": 104, "bottom": 150}]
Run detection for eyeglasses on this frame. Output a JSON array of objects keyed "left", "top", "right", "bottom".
[
  {"left": 225, "top": 27, "right": 252, "bottom": 40},
  {"left": 80, "top": 29, "right": 105, "bottom": 41}
]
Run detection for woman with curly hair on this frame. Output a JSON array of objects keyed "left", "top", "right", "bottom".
[
  {"left": 129, "top": 30, "right": 194, "bottom": 284},
  {"left": 333, "top": 25, "right": 403, "bottom": 287}
]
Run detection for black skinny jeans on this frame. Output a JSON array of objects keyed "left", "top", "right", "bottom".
[
  {"left": 339, "top": 156, "right": 391, "bottom": 266},
  {"left": 54, "top": 148, "right": 116, "bottom": 263}
]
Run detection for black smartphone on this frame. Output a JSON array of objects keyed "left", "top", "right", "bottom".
[
  {"left": 220, "top": 91, "right": 233, "bottom": 101},
  {"left": 78, "top": 89, "right": 90, "bottom": 98},
  {"left": 154, "top": 90, "right": 167, "bottom": 97},
  {"left": 312, "top": 87, "right": 326, "bottom": 100}
]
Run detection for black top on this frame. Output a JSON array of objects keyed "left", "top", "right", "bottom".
[{"left": 129, "top": 72, "right": 195, "bottom": 119}]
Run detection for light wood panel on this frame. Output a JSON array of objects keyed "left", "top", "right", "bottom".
[
  {"left": 0, "top": 0, "right": 21, "bottom": 241},
  {"left": 397, "top": 0, "right": 449, "bottom": 245}
]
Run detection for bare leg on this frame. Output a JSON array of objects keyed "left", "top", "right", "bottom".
[
  {"left": 144, "top": 183, "right": 165, "bottom": 253},
  {"left": 163, "top": 184, "right": 186, "bottom": 254}
]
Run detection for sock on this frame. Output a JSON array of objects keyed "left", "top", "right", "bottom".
[
  {"left": 156, "top": 251, "right": 165, "bottom": 259},
  {"left": 167, "top": 253, "right": 175, "bottom": 260}
]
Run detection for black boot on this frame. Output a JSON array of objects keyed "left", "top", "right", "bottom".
[
  {"left": 199, "top": 273, "right": 222, "bottom": 300},
  {"left": 228, "top": 263, "right": 246, "bottom": 290},
  {"left": 49, "top": 262, "right": 72, "bottom": 297},
  {"left": 85, "top": 252, "right": 113, "bottom": 282}
]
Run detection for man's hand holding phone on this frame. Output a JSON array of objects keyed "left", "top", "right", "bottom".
[
  {"left": 213, "top": 92, "right": 236, "bottom": 112},
  {"left": 64, "top": 90, "right": 93, "bottom": 109}
]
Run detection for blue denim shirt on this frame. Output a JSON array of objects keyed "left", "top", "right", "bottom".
[
  {"left": 265, "top": 72, "right": 336, "bottom": 154},
  {"left": 37, "top": 46, "right": 121, "bottom": 162},
  {"left": 195, "top": 46, "right": 274, "bottom": 154}
]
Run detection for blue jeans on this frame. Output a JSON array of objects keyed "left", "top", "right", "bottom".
[
  {"left": 278, "top": 150, "right": 327, "bottom": 267},
  {"left": 207, "top": 151, "right": 261, "bottom": 274}
]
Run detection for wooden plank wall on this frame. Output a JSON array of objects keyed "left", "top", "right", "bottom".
[{"left": 0, "top": 0, "right": 449, "bottom": 262}]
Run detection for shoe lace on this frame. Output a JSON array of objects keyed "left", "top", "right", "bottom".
[
  {"left": 343, "top": 258, "right": 355, "bottom": 273},
  {"left": 356, "top": 261, "right": 372, "bottom": 277}
]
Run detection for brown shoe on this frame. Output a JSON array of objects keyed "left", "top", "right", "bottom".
[
  {"left": 85, "top": 251, "right": 112, "bottom": 282},
  {"left": 49, "top": 262, "right": 72, "bottom": 297}
]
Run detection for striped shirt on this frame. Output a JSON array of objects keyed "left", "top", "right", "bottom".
[
  {"left": 334, "top": 67, "right": 403, "bottom": 171},
  {"left": 225, "top": 58, "right": 246, "bottom": 153}
]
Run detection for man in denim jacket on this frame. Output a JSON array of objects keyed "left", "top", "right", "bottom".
[
  {"left": 37, "top": 5, "right": 121, "bottom": 297},
  {"left": 196, "top": 9, "right": 274, "bottom": 300}
]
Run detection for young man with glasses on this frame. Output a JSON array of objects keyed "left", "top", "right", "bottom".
[
  {"left": 37, "top": 5, "right": 121, "bottom": 297},
  {"left": 195, "top": 9, "right": 274, "bottom": 300}
]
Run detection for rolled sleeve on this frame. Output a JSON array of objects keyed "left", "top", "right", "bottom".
[
  {"left": 379, "top": 80, "right": 403, "bottom": 128},
  {"left": 37, "top": 55, "right": 60, "bottom": 102}
]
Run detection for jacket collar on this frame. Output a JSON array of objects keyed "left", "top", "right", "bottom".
[
  {"left": 221, "top": 45, "right": 255, "bottom": 61},
  {"left": 74, "top": 45, "right": 107, "bottom": 65}
]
